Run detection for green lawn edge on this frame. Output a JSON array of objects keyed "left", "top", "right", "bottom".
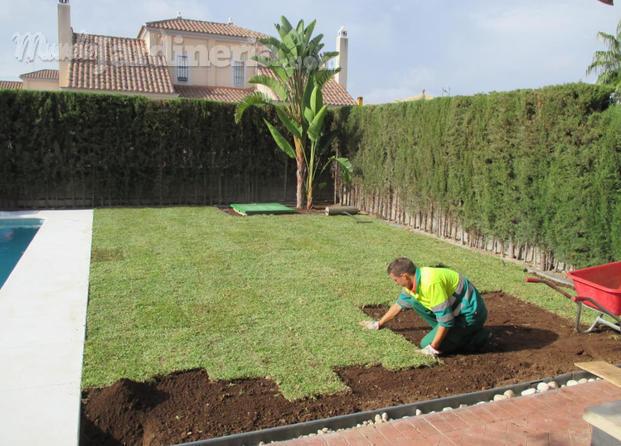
[{"left": 83, "top": 207, "right": 578, "bottom": 400}]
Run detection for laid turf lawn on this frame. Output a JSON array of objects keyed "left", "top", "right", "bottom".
[{"left": 83, "top": 207, "right": 572, "bottom": 400}]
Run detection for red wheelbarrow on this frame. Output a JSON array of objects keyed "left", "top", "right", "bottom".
[{"left": 526, "top": 261, "right": 621, "bottom": 333}]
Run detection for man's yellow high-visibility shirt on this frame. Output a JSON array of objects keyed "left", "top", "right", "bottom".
[{"left": 397, "top": 267, "right": 487, "bottom": 328}]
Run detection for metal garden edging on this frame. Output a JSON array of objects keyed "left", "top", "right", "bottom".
[{"left": 175, "top": 368, "right": 608, "bottom": 446}]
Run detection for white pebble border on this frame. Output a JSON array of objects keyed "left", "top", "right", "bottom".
[{"left": 257, "top": 377, "right": 602, "bottom": 445}]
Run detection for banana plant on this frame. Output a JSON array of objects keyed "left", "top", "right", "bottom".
[
  {"left": 303, "top": 78, "right": 352, "bottom": 208},
  {"left": 235, "top": 16, "right": 350, "bottom": 209}
]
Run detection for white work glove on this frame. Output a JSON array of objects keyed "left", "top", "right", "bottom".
[
  {"left": 359, "top": 320, "right": 380, "bottom": 330},
  {"left": 420, "top": 344, "right": 441, "bottom": 357}
]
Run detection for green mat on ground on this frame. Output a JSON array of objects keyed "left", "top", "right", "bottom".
[{"left": 230, "top": 203, "right": 296, "bottom": 216}]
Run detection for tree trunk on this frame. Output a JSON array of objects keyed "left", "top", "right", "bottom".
[
  {"left": 333, "top": 148, "right": 340, "bottom": 205},
  {"left": 306, "top": 184, "right": 313, "bottom": 209},
  {"left": 306, "top": 167, "right": 314, "bottom": 210},
  {"left": 294, "top": 137, "right": 306, "bottom": 209}
]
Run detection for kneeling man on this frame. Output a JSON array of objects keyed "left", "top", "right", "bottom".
[{"left": 361, "top": 257, "right": 490, "bottom": 357}]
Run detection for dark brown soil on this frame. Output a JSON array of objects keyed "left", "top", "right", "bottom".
[
  {"left": 80, "top": 292, "right": 621, "bottom": 446},
  {"left": 218, "top": 206, "right": 243, "bottom": 217}
]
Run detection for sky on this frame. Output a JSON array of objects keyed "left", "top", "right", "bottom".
[{"left": 1, "top": 0, "right": 620, "bottom": 104}]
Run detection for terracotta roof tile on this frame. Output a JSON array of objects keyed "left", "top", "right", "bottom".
[
  {"left": 319, "top": 78, "right": 356, "bottom": 106},
  {"left": 69, "top": 33, "right": 175, "bottom": 95},
  {"left": 145, "top": 18, "right": 268, "bottom": 40},
  {"left": 0, "top": 81, "right": 23, "bottom": 90},
  {"left": 19, "top": 69, "right": 59, "bottom": 80},
  {"left": 0, "top": 80, "right": 22, "bottom": 90},
  {"left": 256, "top": 66, "right": 275, "bottom": 77},
  {"left": 175, "top": 85, "right": 254, "bottom": 103},
  {"left": 256, "top": 66, "right": 355, "bottom": 106}
]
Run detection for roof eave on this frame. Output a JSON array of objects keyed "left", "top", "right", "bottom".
[
  {"left": 142, "top": 24, "right": 265, "bottom": 42},
  {"left": 137, "top": 25, "right": 147, "bottom": 40},
  {"left": 63, "top": 86, "right": 179, "bottom": 98}
]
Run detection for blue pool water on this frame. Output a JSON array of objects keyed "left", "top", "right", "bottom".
[{"left": 0, "top": 218, "right": 42, "bottom": 288}]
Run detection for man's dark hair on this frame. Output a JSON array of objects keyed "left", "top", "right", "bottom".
[{"left": 387, "top": 257, "right": 417, "bottom": 276}]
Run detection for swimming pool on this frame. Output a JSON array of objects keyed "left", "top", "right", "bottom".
[{"left": 0, "top": 218, "right": 43, "bottom": 288}]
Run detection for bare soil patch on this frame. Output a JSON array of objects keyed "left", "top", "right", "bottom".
[{"left": 80, "top": 292, "right": 621, "bottom": 446}]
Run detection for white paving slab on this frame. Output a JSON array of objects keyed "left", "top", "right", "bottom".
[
  {"left": 0, "top": 383, "right": 80, "bottom": 445},
  {"left": 0, "top": 210, "right": 93, "bottom": 446}
]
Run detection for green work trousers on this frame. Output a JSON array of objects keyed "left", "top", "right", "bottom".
[{"left": 411, "top": 297, "right": 489, "bottom": 354}]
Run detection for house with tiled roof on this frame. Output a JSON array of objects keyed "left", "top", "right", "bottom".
[
  {"left": 1, "top": 0, "right": 354, "bottom": 106},
  {"left": 19, "top": 69, "right": 60, "bottom": 91}
]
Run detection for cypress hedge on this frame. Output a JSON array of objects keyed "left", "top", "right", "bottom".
[
  {"left": 332, "top": 83, "right": 621, "bottom": 268},
  {"left": 1, "top": 85, "right": 619, "bottom": 267},
  {"left": 0, "top": 89, "right": 293, "bottom": 208}
]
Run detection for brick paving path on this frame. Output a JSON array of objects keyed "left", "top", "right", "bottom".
[{"left": 275, "top": 380, "right": 621, "bottom": 445}]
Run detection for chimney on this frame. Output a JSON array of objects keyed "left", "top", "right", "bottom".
[
  {"left": 335, "top": 26, "right": 348, "bottom": 91},
  {"left": 57, "top": 0, "right": 72, "bottom": 88}
]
